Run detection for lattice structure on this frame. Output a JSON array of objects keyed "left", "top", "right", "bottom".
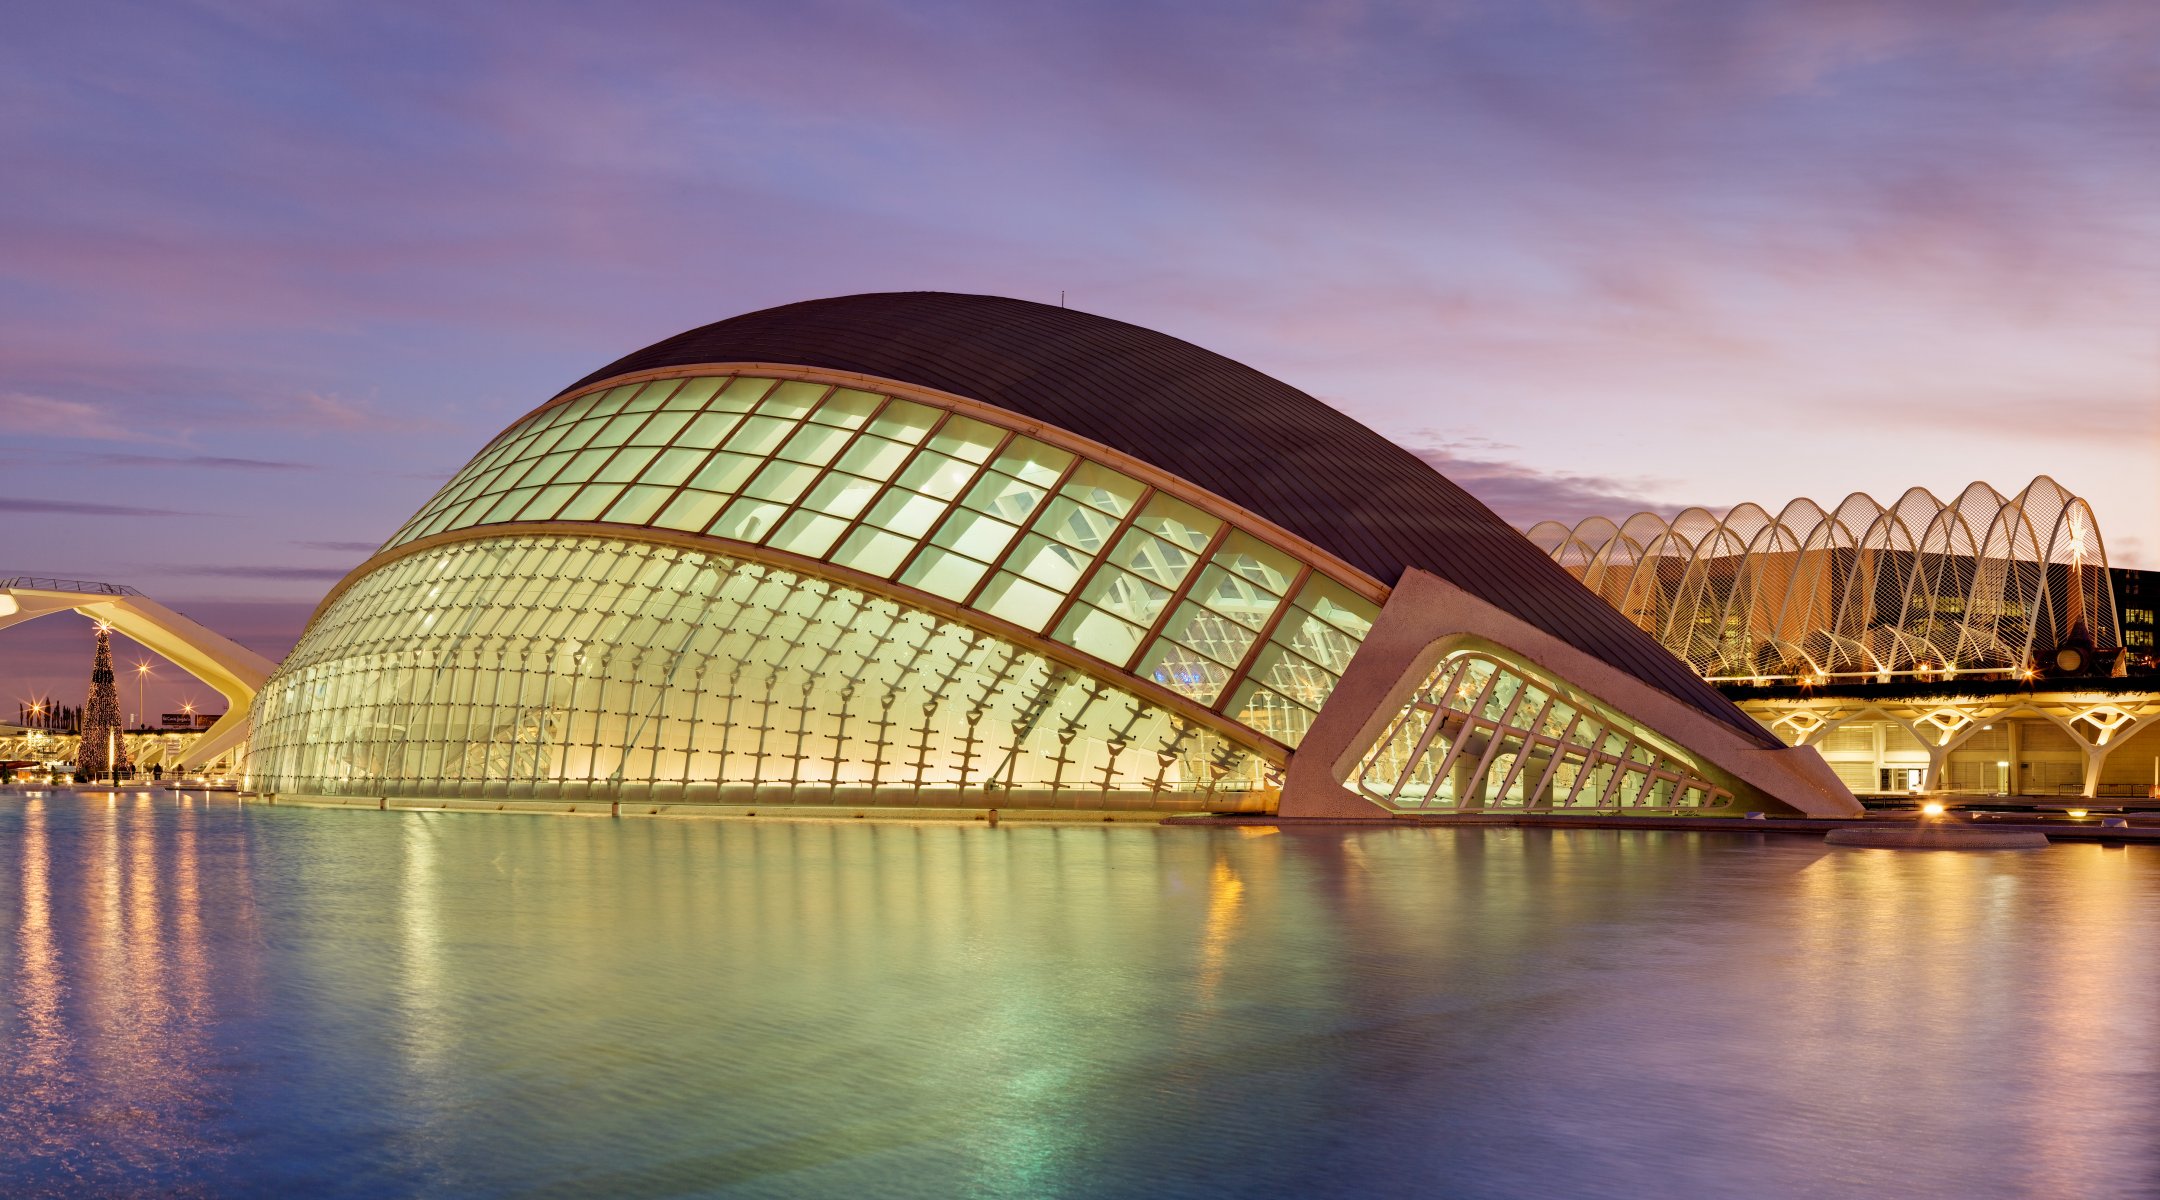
[
  {"left": 1526, "top": 477, "right": 2117, "bottom": 682},
  {"left": 1346, "top": 650, "right": 1733, "bottom": 812}
]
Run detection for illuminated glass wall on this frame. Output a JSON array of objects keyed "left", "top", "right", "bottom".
[
  {"left": 251, "top": 535, "right": 1275, "bottom": 809},
  {"left": 380, "top": 372, "right": 1379, "bottom": 749},
  {"left": 1347, "top": 650, "right": 1735, "bottom": 813}
]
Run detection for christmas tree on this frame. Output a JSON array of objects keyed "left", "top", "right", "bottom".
[{"left": 76, "top": 623, "right": 133, "bottom": 780}]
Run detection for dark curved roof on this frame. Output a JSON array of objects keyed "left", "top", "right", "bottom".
[{"left": 566, "top": 292, "right": 1776, "bottom": 747}]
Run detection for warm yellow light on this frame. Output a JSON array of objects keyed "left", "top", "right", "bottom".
[
  {"left": 1921, "top": 802, "right": 1946, "bottom": 817},
  {"left": 2068, "top": 808, "right": 2089, "bottom": 819}
]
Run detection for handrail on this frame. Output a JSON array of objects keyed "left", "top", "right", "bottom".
[{"left": 0, "top": 576, "right": 142, "bottom": 596}]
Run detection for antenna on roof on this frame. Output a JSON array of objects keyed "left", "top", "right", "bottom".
[{"left": 1059, "top": 290, "right": 1066, "bottom": 308}]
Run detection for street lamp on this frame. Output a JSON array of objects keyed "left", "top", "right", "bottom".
[{"left": 134, "top": 660, "right": 154, "bottom": 731}]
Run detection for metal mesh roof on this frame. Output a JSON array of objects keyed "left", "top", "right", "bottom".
[{"left": 566, "top": 291, "right": 1777, "bottom": 746}]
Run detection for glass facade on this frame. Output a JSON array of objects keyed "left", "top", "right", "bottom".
[
  {"left": 380, "top": 372, "right": 1378, "bottom": 748},
  {"left": 251, "top": 535, "right": 1275, "bottom": 809},
  {"left": 1348, "top": 650, "right": 1734, "bottom": 813}
]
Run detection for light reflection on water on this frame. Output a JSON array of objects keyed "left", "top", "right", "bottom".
[{"left": 3, "top": 795, "right": 2159, "bottom": 1198}]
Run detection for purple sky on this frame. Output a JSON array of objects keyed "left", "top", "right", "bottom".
[{"left": 5, "top": 0, "right": 2157, "bottom": 715}]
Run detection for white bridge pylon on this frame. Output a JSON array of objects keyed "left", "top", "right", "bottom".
[{"left": 0, "top": 576, "right": 277, "bottom": 771}]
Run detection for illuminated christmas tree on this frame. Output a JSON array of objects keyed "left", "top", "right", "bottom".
[{"left": 76, "top": 623, "right": 132, "bottom": 780}]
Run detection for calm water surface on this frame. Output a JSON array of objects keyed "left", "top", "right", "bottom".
[{"left": 3, "top": 792, "right": 2158, "bottom": 1198}]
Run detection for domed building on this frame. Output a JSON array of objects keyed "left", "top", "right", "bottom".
[{"left": 249, "top": 293, "right": 1858, "bottom": 818}]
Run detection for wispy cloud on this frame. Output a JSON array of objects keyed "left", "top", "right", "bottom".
[
  {"left": 1410, "top": 439, "right": 1681, "bottom": 528},
  {"left": 160, "top": 564, "right": 356, "bottom": 581},
  {"left": 289, "top": 540, "right": 379, "bottom": 553},
  {"left": 0, "top": 496, "right": 195, "bottom": 517},
  {"left": 83, "top": 452, "right": 312, "bottom": 471}
]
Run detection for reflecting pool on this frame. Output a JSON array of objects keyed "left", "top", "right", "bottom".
[{"left": 4, "top": 793, "right": 2159, "bottom": 1198}]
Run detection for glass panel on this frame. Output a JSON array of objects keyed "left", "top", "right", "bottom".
[
  {"left": 594, "top": 447, "right": 658, "bottom": 484},
  {"left": 1292, "top": 575, "right": 1379, "bottom": 639},
  {"left": 744, "top": 460, "right": 820, "bottom": 505},
  {"left": 810, "top": 388, "right": 881, "bottom": 428},
  {"left": 865, "top": 488, "right": 949, "bottom": 539},
  {"left": 723, "top": 415, "right": 795, "bottom": 457},
  {"left": 1059, "top": 462, "right": 1143, "bottom": 518},
  {"left": 930, "top": 508, "right": 1020, "bottom": 563},
  {"left": 998, "top": 535, "right": 1090, "bottom": 594},
  {"left": 977, "top": 572, "right": 1063, "bottom": 631},
  {"left": 1139, "top": 639, "right": 1233, "bottom": 704},
  {"left": 758, "top": 380, "right": 828, "bottom": 418},
  {"left": 554, "top": 448, "right": 614, "bottom": 485},
  {"left": 638, "top": 447, "right": 707, "bottom": 488},
  {"left": 1036, "top": 497, "right": 1120, "bottom": 555},
  {"left": 832, "top": 527, "right": 915, "bottom": 578},
  {"left": 961, "top": 471, "right": 1050, "bottom": 525},
  {"left": 769, "top": 511, "right": 849, "bottom": 559},
  {"left": 558, "top": 485, "right": 624, "bottom": 522},
  {"left": 867, "top": 399, "right": 939, "bottom": 443},
  {"left": 1110, "top": 529, "right": 1198, "bottom": 590},
  {"left": 663, "top": 376, "right": 724, "bottom": 409},
  {"left": 653, "top": 490, "right": 728, "bottom": 534},
  {"left": 679, "top": 411, "right": 744, "bottom": 448},
  {"left": 688, "top": 452, "right": 760, "bottom": 495},
  {"left": 713, "top": 376, "right": 773, "bottom": 410},
  {"left": 1134, "top": 493, "right": 1220, "bottom": 552},
  {"left": 601, "top": 484, "right": 674, "bottom": 526},
  {"left": 800, "top": 473, "right": 882, "bottom": 521},
  {"left": 1160, "top": 600, "right": 1256, "bottom": 667},
  {"left": 630, "top": 411, "right": 692, "bottom": 446},
  {"left": 926, "top": 415, "right": 1002, "bottom": 463},
  {"left": 777, "top": 422, "right": 851, "bottom": 466},
  {"left": 1053, "top": 604, "right": 1147, "bottom": 666},
  {"left": 517, "top": 484, "right": 580, "bottom": 522},
  {"left": 625, "top": 380, "right": 675, "bottom": 411},
  {"left": 712, "top": 497, "right": 786, "bottom": 544},
  {"left": 898, "top": 548, "right": 990, "bottom": 600},
  {"left": 1079, "top": 567, "right": 1170, "bottom": 627},
  {"left": 991, "top": 438, "right": 1073, "bottom": 488},
  {"left": 1211, "top": 532, "right": 1298, "bottom": 596},
  {"left": 835, "top": 435, "right": 911, "bottom": 481},
  {"left": 1225, "top": 681, "right": 1316, "bottom": 747},
  {"left": 897, "top": 452, "right": 979, "bottom": 500}
]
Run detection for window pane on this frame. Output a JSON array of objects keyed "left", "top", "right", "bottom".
[
  {"left": 630, "top": 411, "right": 692, "bottom": 446},
  {"left": 1059, "top": 463, "right": 1144, "bottom": 518},
  {"left": 866, "top": 488, "right": 948, "bottom": 539},
  {"left": 558, "top": 485, "right": 624, "bottom": 522},
  {"left": 1111, "top": 529, "right": 1198, "bottom": 589},
  {"left": 992, "top": 438, "right": 1073, "bottom": 488},
  {"left": 897, "top": 452, "right": 978, "bottom": 500},
  {"left": 1161, "top": 600, "right": 1256, "bottom": 666},
  {"left": 1139, "top": 639, "right": 1233, "bottom": 704},
  {"left": 625, "top": 380, "right": 675, "bottom": 411},
  {"left": 744, "top": 460, "right": 820, "bottom": 505},
  {"left": 758, "top": 380, "right": 828, "bottom": 418},
  {"left": 930, "top": 508, "right": 1019, "bottom": 562},
  {"left": 867, "top": 399, "right": 939, "bottom": 443},
  {"left": 596, "top": 412, "right": 649, "bottom": 446},
  {"left": 927, "top": 415, "right": 1002, "bottom": 463},
  {"left": 517, "top": 484, "right": 580, "bottom": 522},
  {"left": 594, "top": 447, "right": 658, "bottom": 484},
  {"left": 1211, "top": 532, "right": 1299, "bottom": 595},
  {"left": 602, "top": 484, "right": 674, "bottom": 526},
  {"left": 1135, "top": 493, "right": 1220, "bottom": 552},
  {"left": 977, "top": 572, "right": 1062, "bottom": 630},
  {"left": 998, "top": 534, "right": 1090, "bottom": 594},
  {"left": 898, "top": 548, "right": 989, "bottom": 599},
  {"left": 962, "top": 470, "right": 1049, "bottom": 525},
  {"left": 832, "top": 527, "right": 915, "bottom": 577},
  {"left": 769, "top": 510, "right": 849, "bottom": 559},
  {"left": 801, "top": 472, "right": 882, "bottom": 520},
  {"left": 663, "top": 376, "right": 724, "bottom": 410},
  {"left": 1037, "top": 497, "right": 1119, "bottom": 554},
  {"left": 1054, "top": 604, "right": 1146, "bottom": 664},
  {"left": 479, "top": 487, "right": 539, "bottom": 524},
  {"left": 1080, "top": 567, "right": 1170, "bottom": 626},
  {"left": 777, "top": 422, "right": 851, "bottom": 466},
  {"left": 723, "top": 415, "right": 795, "bottom": 457},
  {"left": 677, "top": 411, "right": 743, "bottom": 449},
  {"left": 713, "top": 376, "right": 772, "bottom": 410},
  {"left": 712, "top": 497, "right": 785, "bottom": 544},
  {"left": 652, "top": 489, "right": 727, "bottom": 534},
  {"left": 688, "top": 452, "right": 760, "bottom": 495},
  {"left": 1192, "top": 564, "right": 1281, "bottom": 631},
  {"left": 639, "top": 447, "right": 707, "bottom": 488},
  {"left": 810, "top": 388, "right": 881, "bottom": 428},
  {"left": 835, "top": 435, "right": 911, "bottom": 480}
]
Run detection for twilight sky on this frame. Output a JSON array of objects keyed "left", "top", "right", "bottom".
[{"left": 4, "top": 0, "right": 2157, "bottom": 715}]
